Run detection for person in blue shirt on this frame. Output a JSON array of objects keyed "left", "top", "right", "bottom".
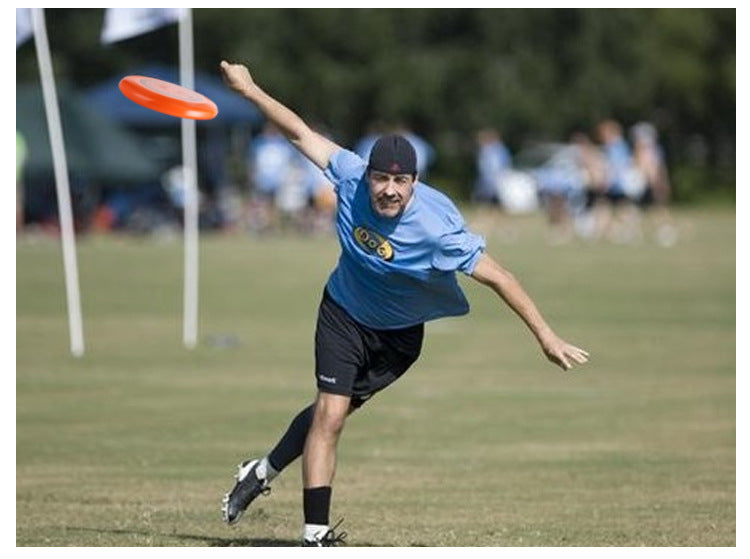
[
  {"left": 246, "top": 121, "right": 300, "bottom": 231},
  {"left": 219, "top": 60, "right": 589, "bottom": 546},
  {"left": 596, "top": 119, "right": 645, "bottom": 243},
  {"left": 473, "top": 127, "right": 512, "bottom": 205}
]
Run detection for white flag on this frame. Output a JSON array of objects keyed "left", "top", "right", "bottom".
[
  {"left": 16, "top": 8, "right": 32, "bottom": 48},
  {"left": 101, "top": 8, "right": 183, "bottom": 44}
]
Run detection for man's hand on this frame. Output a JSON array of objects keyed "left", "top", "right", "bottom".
[
  {"left": 218, "top": 58, "right": 340, "bottom": 171},
  {"left": 540, "top": 334, "right": 590, "bottom": 371},
  {"left": 220, "top": 60, "right": 254, "bottom": 96},
  {"left": 470, "top": 253, "right": 590, "bottom": 372}
]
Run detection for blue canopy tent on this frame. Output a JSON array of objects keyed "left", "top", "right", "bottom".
[
  {"left": 85, "top": 65, "right": 265, "bottom": 199},
  {"left": 84, "top": 64, "right": 263, "bottom": 127}
]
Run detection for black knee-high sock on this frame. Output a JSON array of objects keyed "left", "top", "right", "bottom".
[{"left": 266, "top": 404, "right": 314, "bottom": 472}]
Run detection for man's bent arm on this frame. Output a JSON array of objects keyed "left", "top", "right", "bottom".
[
  {"left": 470, "top": 253, "right": 589, "bottom": 371},
  {"left": 220, "top": 60, "right": 339, "bottom": 170}
]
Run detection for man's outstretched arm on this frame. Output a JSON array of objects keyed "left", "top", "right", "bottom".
[
  {"left": 220, "top": 60, "right": 339, "bottom": 171},
  {"left": 470, "top": 253, "right": 589, "bottom": 371}
]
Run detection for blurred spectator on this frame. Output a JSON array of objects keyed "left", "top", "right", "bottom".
[
  {"left": 469, "top": 127, "right": 525, "bottom": 242},
  {"left": 300, "top": 155, "right": 336, "bottom": 235},
  {"left": 246, "top": 121, "right": 301, "bottom": 232},
  {"left": 92, "top": 174, "right": 179, "bottom": 237},
  {"left": 245, "top": 121, "right": 337, "bottom": 235},
  {"left": 597, "top": 119, "right": 644, "bottom": 244},
  {"left": 400, "top": 128, "right": 436, "bottom": 177},
  {"left": 569, "top": 131, "right": 610, "bottom": 241},
  {"left": 472, "top": 127, "right": 512, "bottom": 205},
  {"left": 530, "top": 143, "right": 587, "bottom": 244},
  {"left": 630, "top": 122, "right": 678, "bottom": 246},
  {"left": 353, "top": 121, "right": 385, "bottom": 163}
]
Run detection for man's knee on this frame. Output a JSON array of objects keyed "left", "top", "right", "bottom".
[{"left": 311, "top": 392, "right": 351, "bottom": 437}]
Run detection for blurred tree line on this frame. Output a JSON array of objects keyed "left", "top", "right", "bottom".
[{"left": 16, "top": 8, "right": 735, "bottom": 204}]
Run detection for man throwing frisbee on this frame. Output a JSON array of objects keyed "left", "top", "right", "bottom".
[{"left": 218, "top": 60, "right": 590, "bottom": 547}]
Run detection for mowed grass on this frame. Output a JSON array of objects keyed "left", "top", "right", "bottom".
[{"left": 16, "top": 207, "right": 735, "bottom": 547}]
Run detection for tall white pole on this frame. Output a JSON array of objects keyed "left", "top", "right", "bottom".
[
  {"left": 179, "top": 8, "right": 199, "bottom": 349},
  {"left": 31, "top": 8, "right": 85, "bottom": 357}
]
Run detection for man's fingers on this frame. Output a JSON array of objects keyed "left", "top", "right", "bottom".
[
  {"left": 551, "top": 345, "right": 590, "bottom": 371},
  {"left": 573, "top": 347, "right": 590, "bottom": 358},
  {"left": 571, "top": 351, "right": 589, "bottom": 364},
  {"left": 549, "top": 353, "right": 571, "bottom": 370},
  {"left": 544, "top": 341, "right": 590, "bottom": 371},
  {"left": 566, "top": 345, "right": 589, "bottom": 364}
]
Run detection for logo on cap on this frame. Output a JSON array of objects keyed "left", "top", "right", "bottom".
[{"left": 389, "top": 163, "right": 401, "bottom": 173}]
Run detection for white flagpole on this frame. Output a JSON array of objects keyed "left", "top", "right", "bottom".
[
  {"left": 179, "top": 8, "right": 199, "bottom": 349},
  {"left": 30, "top": 8, "right": 85, "bottom": 357}
]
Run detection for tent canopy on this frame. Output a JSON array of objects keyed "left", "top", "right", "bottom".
[
  {"left": 16, "top": 82, "right": 165, "bottom": 184},
  {"left": 84, "top": 64, "right": 263, "bottom": 127}
]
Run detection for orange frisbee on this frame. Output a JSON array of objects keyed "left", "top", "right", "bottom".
[{"left": 119, "top": 75, "right": 218, "bottom": 120}]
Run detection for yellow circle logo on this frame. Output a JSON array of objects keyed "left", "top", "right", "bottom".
[{"left": 353, "top": 226, "right": 394, "bottom": 261}]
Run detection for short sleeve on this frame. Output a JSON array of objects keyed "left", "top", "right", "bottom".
[
  {"left": 432, "top": 227, "right": 486, "bottom": 274},
  {"left": 324, "top": 149, "right": 367, "bottom": 194}
]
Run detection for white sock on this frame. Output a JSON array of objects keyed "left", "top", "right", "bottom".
[
  {"left": 304, "top": 523, "right": 329, "bottom": 542},
  {"left": 255, "top": 456, "right": 279, "bottom": 482}
]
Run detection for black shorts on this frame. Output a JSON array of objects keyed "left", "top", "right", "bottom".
[{"left": 314, "top": 289, "right": 424, "bottom": 408}]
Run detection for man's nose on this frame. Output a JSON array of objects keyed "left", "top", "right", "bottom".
[{"left": 383, "top": 178, "right": 398, "bottom": 194}]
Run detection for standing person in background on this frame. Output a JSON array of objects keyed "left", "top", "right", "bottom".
[
  {"left": 597, "top": 119, "right": 644, "bottom": 243},
  {"left": 570, "top": 131, "right": 610, "bottom": 242},
  {"left": 471, "top": 128, "right": 519, "bottom": 241},
  {"left": 630, "top": 122, "right": 679, "bottom": 247},
  {"left": 472, "top": 127, "right": 512, "bottom": 206},
  {"left": 397, "top": 125, "right": 436, "bottom": 178},
  {"left": 219, "top": 59, "right": 589, "bottom": 547},
  {"left": 246, "top": 121, "right": 299, "bottom": 233},
  {"left": 353, "top": 121, "right": 385, "bottom": 163},
  {"left": 300, "top": 153, "right": 336, "bottom": 234},
  {"left": 531, "top": 141, "right": 587, "bottom": 245}
]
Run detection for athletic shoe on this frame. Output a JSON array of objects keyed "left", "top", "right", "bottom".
[
  {"left": 221, "top": 459, "right": 270, "bottom": 525},
  {"left": 302, "top": 519, "right": 347, "bottom": 547}
]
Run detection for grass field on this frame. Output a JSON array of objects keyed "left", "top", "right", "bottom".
[{"left": 16, "top": 207, "right": 735, "bottom": 547}]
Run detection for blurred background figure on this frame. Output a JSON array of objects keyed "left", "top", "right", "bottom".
[
  {"left": 398, "top": 126, "right": 436, "bottom": 178},
  {"left": 630, "top": 122, "right": 679, "bottom": 247},
  {"left": 472, "top": 127, "right": 512, "bottom": 205},
  {"left": 597, "top": 119, "right": 645, "bottom": 244},
  {"left": 245, "top": 121, "right": 300, "bottom": 233},
  {"left": 299, "top": 154, "right": 336, "bottom": 235},
  {"left": 529, "top": 142, "right": 586, "bottom": 245},
  {"left": 569, "top": 130, "right": 610, "bottom": 241},
  {"left": 470, "top": 127, "right": 521, "bottom": 241},
  {"left": 353, "top": 121, "right": 385, "bottom": 163}
]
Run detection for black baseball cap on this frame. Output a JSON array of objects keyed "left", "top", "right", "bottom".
[{"left": 368, "top": 134, "right": 417, "bottom": 176}]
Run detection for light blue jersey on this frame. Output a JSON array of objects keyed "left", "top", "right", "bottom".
[{"left": 323, "top": 149, "right": 486, "bottom": 330}]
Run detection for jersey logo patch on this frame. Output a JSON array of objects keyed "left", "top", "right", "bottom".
[{"left": 353, "top": 226, "right": 394, "bottom": 261}]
